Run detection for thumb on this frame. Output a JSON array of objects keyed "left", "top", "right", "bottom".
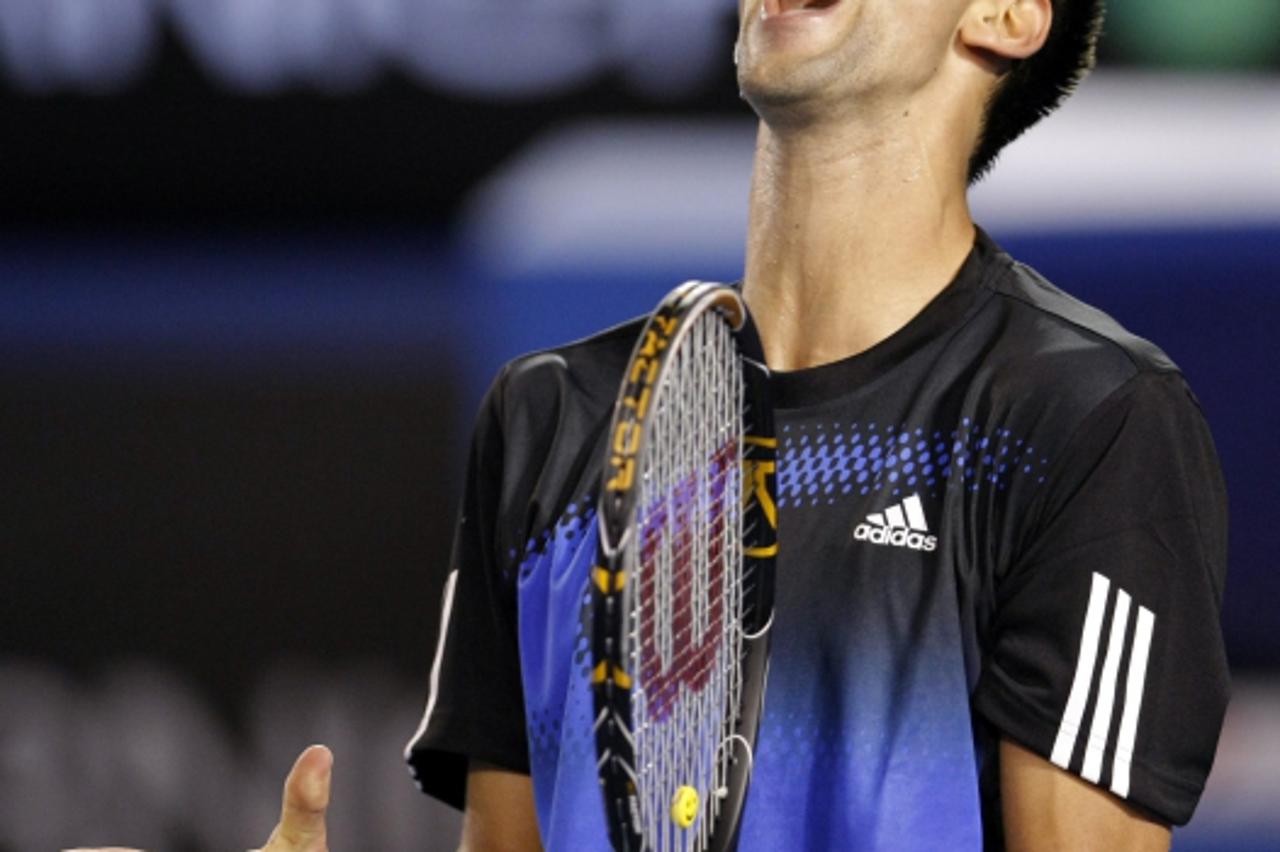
[{"left": 263, "top": 744, "right": 333, "bottom": 851}]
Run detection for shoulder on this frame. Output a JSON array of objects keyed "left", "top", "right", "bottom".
[
  {"left": 474, "top": 316, "right": 643, "bottom": 544},
  {"left": 968, "top": 234, "right": 1189, "bottom": 426},
  {"left": 492, "top": 315, "right": 643, "bottom": 428},
  {"left": 987, "top": 247, "right": 1177, "bottom": 372}
]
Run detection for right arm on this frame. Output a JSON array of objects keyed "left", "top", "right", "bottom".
[
  {"left": 460, "top": 761, "right": 541, "bottom": 852},
  {"left": 408, "top": 368, "right": 542, "bottom": 847}
]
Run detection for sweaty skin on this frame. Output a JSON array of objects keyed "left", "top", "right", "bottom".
[{"left": 736, "top": 0, "right": 1019, "bottom": 371}]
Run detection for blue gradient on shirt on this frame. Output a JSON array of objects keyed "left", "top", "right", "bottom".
[
  {"left": 738, "top": 524, "right": 984, "bottom": 850},
  {"left": 516, "top": 504, "right": 612, "bottom": 849},
  {"left": 510, "top": 418, "right": 1044, "bottom": 849}
]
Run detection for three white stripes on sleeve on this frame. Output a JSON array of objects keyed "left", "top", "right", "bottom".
[{"left": 1050, "top": 571, "right": 1156, "bottom": 799}]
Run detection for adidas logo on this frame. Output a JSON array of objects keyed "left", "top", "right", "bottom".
[{"left": 853, "top": 494, "right": 938, "bottom": 552}]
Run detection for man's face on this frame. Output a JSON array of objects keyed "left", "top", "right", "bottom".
[{"left": 735, "top": 0, "right": 973, "bottom": 121}]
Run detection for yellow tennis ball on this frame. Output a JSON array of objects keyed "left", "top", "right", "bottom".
[{"left": 670, "top": 785, "right": 700, "bottom": 829}]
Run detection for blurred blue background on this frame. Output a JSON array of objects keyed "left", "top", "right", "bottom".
[{"left": 0, "top": 2, "right": 1276, "bottom": 849}]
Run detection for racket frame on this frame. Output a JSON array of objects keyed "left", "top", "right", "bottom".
[{"left": 591, "top": 282, "right": 777, "bottom": 852}]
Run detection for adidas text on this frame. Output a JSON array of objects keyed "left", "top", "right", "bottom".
[{"left": 853, "top": 524, "right": 938, "bottom": 552}]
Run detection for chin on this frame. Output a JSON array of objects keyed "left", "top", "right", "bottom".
[
  {"left": 735, "top": 0, "right": 862, "bottom": 108},
  {"left": 737, "top": 48, "right": 852, "bottom": 124}
]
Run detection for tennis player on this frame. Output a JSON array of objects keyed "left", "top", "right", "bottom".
[{"left": 240, "top": 0, "right": 1230, "bottom": 850}]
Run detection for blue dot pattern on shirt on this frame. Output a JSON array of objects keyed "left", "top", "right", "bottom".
[{"left": 778, "top": 418, "right": 1050, "bottom": 507}]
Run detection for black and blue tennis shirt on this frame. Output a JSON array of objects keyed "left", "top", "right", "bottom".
[{"left": 406, "top": 228, "right": 1229, "bottom": 850}]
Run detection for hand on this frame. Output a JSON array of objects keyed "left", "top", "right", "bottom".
[
  {"left": 256, "top": 744, "right": 334, "bottom": 852},
  {"left": 65, "top": 745, "right": 335, "bottom": 852}
]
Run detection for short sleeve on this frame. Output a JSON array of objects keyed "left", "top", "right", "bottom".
[
  {"left": 405, "top": 367, "right": 530, "bottom": 809},
  {"left": 973, "top": 370, "right": 1229, "bottom": 826}
]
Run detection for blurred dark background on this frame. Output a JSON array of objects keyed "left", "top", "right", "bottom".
[{"left": 1, "top": 2, "right": 1277, "bottom": 849}]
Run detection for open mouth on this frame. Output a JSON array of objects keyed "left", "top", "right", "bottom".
[{"left": 764, "top": 0, "right": 841, "bottom": 16}]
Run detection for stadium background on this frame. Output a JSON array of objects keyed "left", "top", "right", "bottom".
[{"left": 1, "top": 2, "right": 1276, "bottom": 849}]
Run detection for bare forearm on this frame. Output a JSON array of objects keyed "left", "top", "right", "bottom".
[
  {"left": 460, "top": 761, "right": 542, "bottom": 852},
  {"left": 1000, "top": 739, "right": 1170, "bottom": 852}
]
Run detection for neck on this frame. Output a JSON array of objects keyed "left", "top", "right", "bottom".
[{"left": 742, "top": 106, "right": 977, "bottom": 372}]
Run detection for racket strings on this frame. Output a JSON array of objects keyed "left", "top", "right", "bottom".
[
  {"left": 626, "top": 308, "right": 745, "bottom": 852},
  {"left": 634, "top": 453, "right": 736, "bottom": 690}
]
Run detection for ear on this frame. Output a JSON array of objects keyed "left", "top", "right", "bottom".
[{"left": 961, "top": 0, "right": 1053, "bottom": 64}]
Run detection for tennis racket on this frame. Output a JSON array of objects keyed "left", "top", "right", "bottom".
[{"left": 592, "top": 282, "right": 777, "bottom": 852}]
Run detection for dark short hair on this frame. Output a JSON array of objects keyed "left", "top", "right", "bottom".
[{"left": 969, "top": 0, "right": 1106, "bottom": 182}]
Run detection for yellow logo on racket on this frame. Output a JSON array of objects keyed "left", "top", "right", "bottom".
[
  {"left": 606, "top": 315, "right": 680, "bottom": 494},
  {"left": 671, "top": 785, "right": 700, "bottom": 829}
]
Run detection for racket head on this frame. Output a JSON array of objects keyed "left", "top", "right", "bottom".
[{"left": 592, "top": 282, "right": 777, "bottom": 852}]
